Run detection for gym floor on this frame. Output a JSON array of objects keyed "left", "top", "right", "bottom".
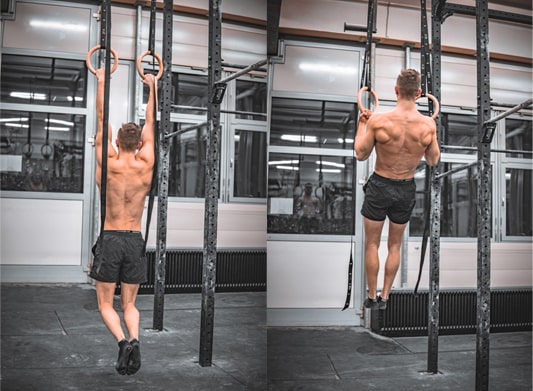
[{"left": 1, "top": 284, "right": 531, "bottom": 390}]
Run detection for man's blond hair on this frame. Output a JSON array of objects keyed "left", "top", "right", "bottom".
[{"left": 396, "top": 69, "right": 421, "bottom": 99}]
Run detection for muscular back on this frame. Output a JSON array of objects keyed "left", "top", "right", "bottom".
[
  {"left": 96, "top": 152, "right": 153, "bottom": 231},
  {"left": 355, "top": 104, "right": 440, "bottom": 179}
]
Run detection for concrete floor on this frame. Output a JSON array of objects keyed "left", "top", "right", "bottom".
[
  {"left": 2, "top": 284, "right": 531, "bottom": 391},
  {"left": 1, "top": 284, "right": 266, "bottom": 391}
]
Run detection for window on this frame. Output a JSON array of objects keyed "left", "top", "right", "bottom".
[
  {"left": 1, "top": 55, "right": 87, "bottom": 108},
  {"left": 268, "top": 153, "right": 354, "bottom": 235},
  {"left": 234, "top": 130, "right": 267, "bottom": 198},
  {"left": 0, "top": 110, "right": 86, "bottom": 193},
  {"left": 235, "top": 80, "right": 267, "bottom": 120},
  {"left": 1, "top": 54, "right": 88, "bottom": 194},
  {"left": 505, "top": 119, "right": 532, "bottom": 158},
  {"left": 410, "top": 162, "right": 479, "bottom": 238},
  {"left": 506, "top": 168, "right": 532, "bottom": 236},
  {"left": 142, "top": 71, "right": 267, "bottom": 201},
  {"left": 270, "top": 98, "right": 356, "bottom": 149}
]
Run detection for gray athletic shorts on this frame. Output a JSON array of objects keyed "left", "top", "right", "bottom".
[
  {"left": 89, "top": 230, "right": 147, "bottom": 284},
  {"left": 361, "top": 172, "right": 417, "bottom": 225}
]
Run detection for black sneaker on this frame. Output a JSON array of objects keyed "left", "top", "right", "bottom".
[
  {"left": 115, "top": 339, "right": 132, "bottom": 375},
  {"left": 377, "top": 296, "right": 388, "bottom": 310},
  {"left": 127, "top": 339, "right": 141, "bottom": 375},
  {"left": 363, "top": 297, "right": 378, "bottom": 310}
]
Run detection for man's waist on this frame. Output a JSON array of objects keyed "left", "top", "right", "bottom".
[{"left": 372, "top": 172, "right": 415, "bottom": 184}]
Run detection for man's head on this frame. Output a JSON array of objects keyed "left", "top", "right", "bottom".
[
  {"left": 395, "top": 69, "right": 421, "bottom": 100},
  {"left": 117, "top": 122, "right": 142, "bottom": 152}
]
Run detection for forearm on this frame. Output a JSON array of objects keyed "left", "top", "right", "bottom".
[{"left": 354, "top": 122, "right": 372, "bottom": 161}]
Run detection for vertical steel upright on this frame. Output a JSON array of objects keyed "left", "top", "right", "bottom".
[
  {"left": 426, "top": 0, "right": 443, "bottom": 374},
  {"left": 199, "top": 0, "right": 222, "bottom": 367},
  {"left": 475, "top": 0, "right": 492, "bottom": 389},
  {"left": 153, "top": 0, "right": 173, "bottom": 331}
]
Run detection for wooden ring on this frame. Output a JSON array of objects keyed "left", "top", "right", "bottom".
[
  {"left": 136, "top": 50, "right": 163, "bottom": 81},
  {"left": 357, "top": 86, "right": 379, "bottom": 113},
  {"left": 86, "top": 45, "right": 119, "bottom": 75},
  {"left": 420, "top": 93, "right": 440, "bottom": 120}
]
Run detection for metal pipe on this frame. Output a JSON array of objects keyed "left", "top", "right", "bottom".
[
  {"left": 216, "top": 58, "right": 268, "bottom": 85},
  {"left": 435, "top": 161, "right": 477, "bottom": 180},
  {"left": 483, "top": 98, "right": 533, "bottom": 126},
  {"left": 170, "top": 105, "right": 267, "bottom": 117},
  {"left": 164, "top": 121, "right": 208, "bottom": 140},
  {"left": 441, "top": 145, "right": 533, "bottom": 155}
]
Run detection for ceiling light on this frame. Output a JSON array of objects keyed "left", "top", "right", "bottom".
[
  {"left": 281, "top": 134, "right": 317, "bottom": 143},
  {"left": 10, "top": 92, "right": 46, "bottom": 100}
]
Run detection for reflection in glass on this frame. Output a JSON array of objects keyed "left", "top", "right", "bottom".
[
  {"left": 440, "top": 113, "right": 478, "bottom": 154},
  {"left": 505, "top": 119, "right": 532, "bottom": 158},
  {"left": 410, "top": 162, "right": 479, "bottom": 237},
  {"left": 268, "top": 153, "right": 354, "bottom": 235},
  {"left": 270, "top": 98, "right": 356, "bottom": 149},
  {"left": 235, "top": 80, "right": 267, "bottom": 120},
  {"left": 143, "top": 72, "right": 209, "bottom": 115},
  {"left": 1, "top": 55, "right": 87, "bottom": 108},
  {"left": 506, "top": 168, "right": 532, "bottom": 236},
  {"left": 167, "top": 122, "right": 208, "bottom": 197},
  {"left": 1, "top": 110, "right": 86, "bottom": 193},
  {"left": 234, "top": 130, "right": 267, "bottom": 198}
]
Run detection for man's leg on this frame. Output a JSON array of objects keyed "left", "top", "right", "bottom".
[
  {"left": 95, "top": 281, "right": 131, "bottom": 375},
  {"left": 363, "top": 217, "right": 385, "bottom": 300},
  {"left": 120, "top": 282, "right": 141, "bottom": 375},
  {"left": 95, "top": 281, "right": 126, "bottom": 341},
  {"left": 380, "top": 221, "right": 408, "bottom": 300}
]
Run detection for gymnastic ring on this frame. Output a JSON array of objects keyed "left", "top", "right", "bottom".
[
  {"left": 136, "top": 50, "right": 163, "bottom": 81},
  {"left": 357, "top": 86, "right": 379, "bottom": 113},
  {"left": 85, "top": 45, "right": 119, "bottom": 75},
  {"left": 419, "top": 93, "right": 440, "bottom": 120}
]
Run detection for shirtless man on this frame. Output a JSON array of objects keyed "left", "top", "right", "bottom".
[
  {"left": 354, "top": 69, "right": 440, "bottom": 310},
  {"left": 89, "top": 68, "right": 156, "bottom": 375}
]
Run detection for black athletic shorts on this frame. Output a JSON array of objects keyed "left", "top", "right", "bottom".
[
  {"left": 361, "top": 172, "right": 417, "bottom": 225},
  {"left": 89, "top": 230, "right": 147, "bottom": 284}
]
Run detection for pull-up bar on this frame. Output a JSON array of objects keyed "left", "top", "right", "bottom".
[
  {"left": 216, "top": 58, "right": 268, "bottom": 85},
  {"left": 434, "top": 161, "right": 477, "bottom": 180},
  {"left": 483, "top": 98, "right": 533, "bottom": 126},
  {"left": 164, "top": 121, "right": 208, "bottom": 140}
]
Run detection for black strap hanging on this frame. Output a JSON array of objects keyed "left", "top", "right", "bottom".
[
  {"left": 342, "top": 0, "right": 378, "bottom": 311},
  {"left": 99, "top": 0, "right": 112, "bottom": 237},
  {"left": 143, "top": 0, "right": 160, "bottom": 252},
  {"left": 359, "top": 0, "right": 377, "bottom": 92},
  {"left": 342, "top": 236, "right": 354, "bottom": 311}
]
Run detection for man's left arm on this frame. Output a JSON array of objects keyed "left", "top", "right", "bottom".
[
  {"left": 137, "top": 74, "right": 156, "bottom": 165},
  {"left": 354, "top": 110, "right": 376, "bottom": 161}
]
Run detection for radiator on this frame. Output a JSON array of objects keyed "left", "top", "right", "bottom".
[
  {"left": 373, "top": 288, "right": 532, "bottom": 336},
  {"left": 117, "top": 248, "right": 266, "bottom": 294}
]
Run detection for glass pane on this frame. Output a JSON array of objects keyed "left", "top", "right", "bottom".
[
  {"left": 440, "top": 113, "right": 478, "bottom": 154},
  {"left": 505, "top": 119, "right": 532, "bottom": 158},
  {"left": 410, "top": 162, "right": 479, "bottom": 237},
  {"left": 270, "top": 98, "right": 356, "bottom": 149},
  {"left": 506, "top": 168, "right": 532, "bottom": 236},
  {"left": 142, "top": 71, "right": 209, "bottom": 115},
  {"left": 1, "top": 54, "right": 87, "bottom": 108},
  {"left": 235, "top": 80, "right": 267, "bottom": 120},
  {"left": 1, "top": 110, "right": 85, "bottom": 193},
  {"left": 167, "top": 122, "right": 208, "bottom": 197},
  {"left": 268, "top": 153, "right": 354, "bottom": 235},
  {"left": 234, "top": 130, "right": 266, "bottom": 198}
]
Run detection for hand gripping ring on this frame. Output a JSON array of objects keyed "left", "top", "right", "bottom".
[
  {"left": 357, "top": 86, "right": 380, "bottom": 113},
  {"left": 420, "top": 93, "right": 440, "bottom": 120},
  {"left": 86, "top": 45, "right": 119, "bottom": 75},
  {"left": 136, "top": 51, "right": 163, "bottom": 81}
]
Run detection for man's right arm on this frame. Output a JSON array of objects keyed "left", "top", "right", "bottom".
[{"left": 94, "top": 69, "right": 116, "bottom": 165}]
